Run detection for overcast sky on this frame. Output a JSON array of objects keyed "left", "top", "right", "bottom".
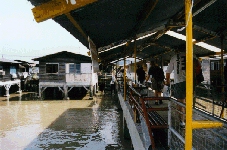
[{"left": 0, "top": 1, "right": 89, "bottom": 62}]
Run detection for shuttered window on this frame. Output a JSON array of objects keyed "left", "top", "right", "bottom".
[
  {"left": 69, "top": 64, "right": 75, "bottom": 73},
  {"left": 46, "top": 63, "right": 58, "bottom": 73},
  {"left": 69, "top": 63, "right": 81, "bottom": 74},
  {"left": 75, "top": 64, "right": 81, "bottom": 73}
]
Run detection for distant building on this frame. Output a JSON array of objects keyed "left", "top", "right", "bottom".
[
  {"left": 33, "top": 51, "right": 98, "bottom": 99},
  {"left": 0, "top": 58, "right": 22, "bottom": 96}
]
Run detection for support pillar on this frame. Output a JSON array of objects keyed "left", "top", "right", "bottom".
[
  {"left": 39, "top": 86, "right": 47, "bottom": 99},
  {"left": 17, "top": 82, "right": 22, "bottom": 94},
  {"left": 39, "top": 85, "right": 42, "bottom": 98},
  {"left": 96, "top": 83, "right": 98, "bottom": 93},
  {"left": 63, "top": 85, "right": 68, "bottom": 100},
  {"left": 4, "top": 84, "right": 11, "bottom": 97},
  {"left": 89, "top": 85, "right": 93, "bottom": 100}
]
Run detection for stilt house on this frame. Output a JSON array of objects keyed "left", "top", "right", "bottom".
[
  {"left": 0, "top": 58, "right": 22, "bottom": 96},
  {"left": 33, "top": 51, "right": 98, "bottom": 99}
]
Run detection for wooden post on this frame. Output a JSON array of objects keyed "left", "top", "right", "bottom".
[
  {"left": 39, "top": 85, "right": 42, "bottom": 98},
  {"left": 4, "top": 84, "right": 11, "bottom": 97},
  {"left": 220, "top": 35, "right": 225, "bottom": 118},
  {"left": 64, "top": 84, "right": 69, "bottom": 100},
  {"left": 124, "top": 56, "right": 126, "bottom": 101},
  {"left": 89, "top": 84, "right": 93, "bottom": 100},
  {"left": 134, "top": 39, "right": 137, "bottom": 84},
  {"left": 17, "top": 81, "right": 22, "bottom": 94}
]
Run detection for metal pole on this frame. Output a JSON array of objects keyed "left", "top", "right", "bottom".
[{"left": 185, "top": 0, "right": 193, "bottom": 149}]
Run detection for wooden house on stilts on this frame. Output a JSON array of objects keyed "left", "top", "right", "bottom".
[
  {"left": 0, "top": 58, "right": 22, "bottom": 97},
  {"left": 33, "top": 51, "right": 98, "bottom": 100}
]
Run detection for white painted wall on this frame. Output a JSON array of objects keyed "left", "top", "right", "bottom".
[{"left": 65, "top": 63, "right": 94, "bottom": 84}]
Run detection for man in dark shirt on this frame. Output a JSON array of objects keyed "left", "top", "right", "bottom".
[
  {"left": 146, "top": 61, "right": 165, "bottom": 105},
  {"left": 136, "top": 65, "right": 146, "bottom": 84}
]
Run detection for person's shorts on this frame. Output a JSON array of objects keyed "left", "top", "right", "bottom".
[
  {"left": 152, "top": 78, "right": 164, "bottom": 92},
  {"left": 174, "top": 81, "right": 186, "bottom": 99}
]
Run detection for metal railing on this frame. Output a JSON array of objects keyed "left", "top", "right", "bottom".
[
  {"left": 127, "top": 84, "right": 169, "bottom": 149},
  {"left": 169, "top": 98, "right": 227, "bottom": 150},
  {"left": 38, "top": 73, "right": 93, "bottom": 83},
  {"left": 119, "top": 80, "right": 227, "bottom": 150}
]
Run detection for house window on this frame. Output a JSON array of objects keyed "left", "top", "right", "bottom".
[
  {"left": 211, "top": 62, "right": 219, "bottom": 70},
  {"left": 69, "top": 64, "right": 75, "bottom": 73},
  {"left": 10, "top": 66, "right": 16, "bottom": 74},
  {"left": 46, "top": 63, "right": 58, "bottom": 73},
  {"left": 69, "top": 63, "right": 81, "bottom": 73},
  {"left": 75, "top": 64, "right": 81, "bottom": 73}
]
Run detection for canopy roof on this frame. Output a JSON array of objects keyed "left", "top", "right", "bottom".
[
  {"left": 28, "top": 0, "right": 227, "bottom": 64},
  {"left": 0, "top": 58, "right": 20, "bottom": 64}
]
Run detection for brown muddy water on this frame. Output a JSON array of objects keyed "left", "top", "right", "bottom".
[{"left": 0, "top": 92, "right": 132, "bottom": 150}]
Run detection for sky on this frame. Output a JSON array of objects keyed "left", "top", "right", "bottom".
[{"left": 0, "top": 1, "right": 89, "bottom": 62}]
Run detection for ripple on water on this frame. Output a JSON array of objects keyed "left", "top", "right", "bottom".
[{"left": 0, "top": 93, "right": 132, "bottom": 149}]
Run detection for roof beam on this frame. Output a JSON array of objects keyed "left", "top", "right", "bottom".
[
  {"left": 138, "top": 27, "right": 170, "bottom": 53},
  {"left": 97, "top": 0, "right": 218, "bottom": 62},
  {"left": 65, "top": 13, "right": 88, "bottom": 41},
  {"left": 141, "top": 43, "right": 177, "bottom": 60},
  {"left": 100, "top": 52, "right": 123, "bottom": 62},
  {"left": 98, "top": 25, "right": 165, "bottom": 53},
  {"left": 136, "top": 16, "right": 186, "bottom": 52},
  {"left": 32, "top": 0, "right": 97, "bottom": 22},
  {"left": 98, "top": 0, "right": 159, "bottom": 53},
  {"left": 100, "top": 43, "right": 132, "bottom": 63},
  {"left": 193, "top": 25, "right": 218, "bottom": 37},
  {"left": 193, "top": 25, "right": 227, "bottom": 44},
  {"left": 133, "top": 0, "right": 158, "bottom": 34},
  {"left": 166, "top": 19, "right": 185, "bottom": 28}
]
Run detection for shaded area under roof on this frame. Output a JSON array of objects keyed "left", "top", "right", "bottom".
[{"left": 28, "top": 0, "right": 227, "bottom": 64}]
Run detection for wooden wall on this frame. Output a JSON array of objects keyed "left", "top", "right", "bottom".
[
  {"left": 39, "top": 62, "right": 65, "bottom": 82},
  {"left": 0, "top": 64, "right": 14, "bottom": 82},
  {"left": 38, "top": 57, "right": 92, "bottom": 82}
]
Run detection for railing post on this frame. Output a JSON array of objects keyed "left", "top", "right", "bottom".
[
  {"left": 168, "top": 100, "right": 172, "bottom": 147},
  {"left": 124, "top": 56, "right": 126, "bottom": 101},
  {"left": 140, "top": 97, "right": 155, "bottom": 149}
]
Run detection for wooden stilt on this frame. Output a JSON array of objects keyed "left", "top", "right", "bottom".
[
  {"left": 63, "top": 85, "right": 68, "bottom": 100},
  {"left": 89, "top": 85, "right": 93, "bottom": 100}
]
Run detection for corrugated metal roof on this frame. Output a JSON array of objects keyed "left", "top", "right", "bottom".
[
  {"left": 28, "top": 0, "right": 227, "bottom": 64},
  {"left": 33, "top": 51, "right": 91, "bottom": 62},
  {"left": 0, "top": 58, "right": 20, "bottom": 63}
]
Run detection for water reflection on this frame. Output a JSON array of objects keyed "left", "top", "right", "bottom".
[{"left": 0, "top": 93, "right": 131, "bottom": 149}]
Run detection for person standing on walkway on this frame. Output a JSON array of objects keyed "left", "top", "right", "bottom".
[
  {"left": 165, "top": 52, "right": 186, "bottom": 128},
  {"left": 136, "top": 65, "right": 146, "bottom": 84},
  {"left": 146, "top": 61, "right": 165, "bottom": 105},
  {"left": 165, "top": 51, "right": 202, "bottom": 128}
]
